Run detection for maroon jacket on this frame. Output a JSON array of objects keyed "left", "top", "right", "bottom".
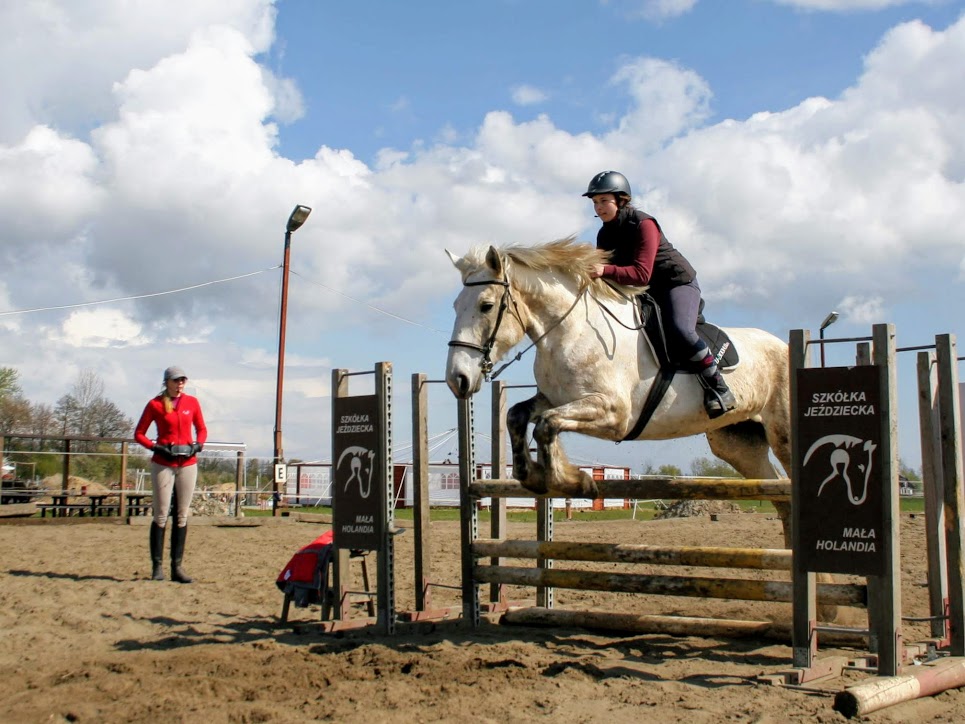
[
  {"left": 134, "top": 393, "right": 208, "bottom": 467},
  {"left": 596, "top": 207, "right": 696, "bottom": 291}
]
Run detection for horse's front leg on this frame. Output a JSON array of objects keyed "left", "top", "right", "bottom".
[
  {"left": 507, "top": 394, "right": 551, "bottom": 494},
  {"left": 532, "top": 394, "right": 623, "bottom": 498}
]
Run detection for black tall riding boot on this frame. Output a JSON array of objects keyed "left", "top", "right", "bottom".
[
  {"left": 170, "top": 525, "right": 193, "bottom": 584},
  {"left": 698, "top": 371, "right": 736, "bottom": 419},
  {"left": 149, "top": 522, "right": 165, "bottom": 581}
]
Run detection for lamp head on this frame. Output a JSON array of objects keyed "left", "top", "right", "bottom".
[
  {"left": 286, "top": 205, "right": 312, "bottom": 233},
  {"left": 819, "top": 311, "right": 840, "bottom": 331}
]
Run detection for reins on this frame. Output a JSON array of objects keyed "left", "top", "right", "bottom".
[{"left": 488, "top": 283, "right": 588, "bottom": 380}]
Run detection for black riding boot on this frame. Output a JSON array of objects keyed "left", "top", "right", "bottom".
[
  {"left": 149, "top": 522, "right": 166, "bottom": 580},
  {"left": 170, "top": 525, "right": 193, "bottom": 584},
  {"left": 698, "top": 371, "right": 736, "bottom": 419}
]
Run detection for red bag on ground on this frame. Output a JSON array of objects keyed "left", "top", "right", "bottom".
[{"left": 275, "top": 530, "right": 334, "bottom": 607}]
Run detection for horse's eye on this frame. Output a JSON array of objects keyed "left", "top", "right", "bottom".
[{"left": 480, "top": 302, "right": 495, "bottom": 314}]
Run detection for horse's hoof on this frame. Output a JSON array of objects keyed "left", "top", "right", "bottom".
[{"left": 580, "top": 476, "right": 599, "bottom": 499}]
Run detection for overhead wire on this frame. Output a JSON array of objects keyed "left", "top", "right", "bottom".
[
  {"left": 0, "top": 266, "right": 281, "bottom": 317},
  {"left": 0, "top": 263, "right": 450, "bottom": 336}
]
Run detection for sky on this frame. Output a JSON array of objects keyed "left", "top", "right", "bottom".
[{"left": 1, "top": 0, "right": 964, "bottom": 478}]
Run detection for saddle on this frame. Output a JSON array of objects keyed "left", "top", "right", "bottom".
[{"left": 622, "top": 293, "right": 740, "bottom": 441}]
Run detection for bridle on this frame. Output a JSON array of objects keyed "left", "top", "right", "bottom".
[
  {"left": 448, "top": 269, "right": 590, "bottom": 381},
  {"left": 447, "top": 274, "right": 518, "bottom": 379}
]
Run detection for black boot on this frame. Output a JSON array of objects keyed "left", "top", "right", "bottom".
[
  {"left": 698, "top": 372, "right": 736, "bottom": 419},
  {"left": 149, "top": 522, "right": 165, "bottom": 581},
  {"left": 170, "top": 525, "right": 193, "bottom": 584}
]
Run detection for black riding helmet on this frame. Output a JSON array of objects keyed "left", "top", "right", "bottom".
[{"left": 582, "top": 170, "right": 631, "bottom": 198}]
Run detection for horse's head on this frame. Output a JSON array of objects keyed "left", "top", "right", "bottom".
[{"left": 445, "top": 245, "right": 526, "bottom": 399}]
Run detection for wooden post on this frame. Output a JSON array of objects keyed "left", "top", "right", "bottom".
[
  {"left": 118, "top": 441, "right": 128, "bottom": 517},
  {"left": 872, "top": 323, "right": 901, "bottom": 677},
  {"left": 331, "top": 368, "right": 351, "bottom": 621},
  {"left": 936, "top": 334, "right": 965, "bottom": 655},
  {"left": 411, "top": 373, "right": 431, "bottom": 612},
  {"left": 234, "top": 450, "right": 244, "bottom": 518},
  {"left": 857, "top": 341, "right": 881, "bottom": 656},
  {"left": 489, "top": 380, "right": 507, "bottom": 606},
  {"left": 918, "top": 350, "right": 948, "bottom": 640},
  {"left": 789, "top": 328, "right": 817, "bottom": 668},
  {"left": 61, "top": 437, "right": 71, "bottom": 492}
]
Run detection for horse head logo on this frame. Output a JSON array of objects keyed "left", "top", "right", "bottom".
[
  {"left": 337, "top": 446, "right": 376, "bottom": 499},
  {"left": 803, "top": 434, "right": 877, "bottom": 506}
]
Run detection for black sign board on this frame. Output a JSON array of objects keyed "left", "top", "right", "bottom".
[
  {"left": 332, "top": 394, "right": 383, "bottom": 550},
  {"left": 795, "top": 366, "right": 884, "bottom": 576}
]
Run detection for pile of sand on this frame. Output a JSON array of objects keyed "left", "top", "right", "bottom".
[{"left": 654, "top": 499, "right": 744, "bottom": 518}]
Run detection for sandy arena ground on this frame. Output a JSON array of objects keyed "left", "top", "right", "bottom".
[{"left": 0, "top": 510, "right": 962, "bottom": 723}]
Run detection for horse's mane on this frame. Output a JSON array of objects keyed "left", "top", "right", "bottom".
[{"left": 463, "top": 237, "right": 625, "bottom": 301}]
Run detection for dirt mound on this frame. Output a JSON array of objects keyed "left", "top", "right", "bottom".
[{"left": 654, "top": 499, "right": 744, "bottom": 518}]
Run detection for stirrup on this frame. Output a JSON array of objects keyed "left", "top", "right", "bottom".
[
  {"left": 697, "top": 375, "right": 736, "bottom": 419},
  {"left": 703, "top": 388, "right": 736, "bottom": 419}
]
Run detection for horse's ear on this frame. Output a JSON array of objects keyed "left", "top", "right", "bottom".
[
  {"left": 485, "top": 246, "right": 504, "bottom": 277},
  {"left": 446, "top": 248, "right": 470, "bottom": 275}
]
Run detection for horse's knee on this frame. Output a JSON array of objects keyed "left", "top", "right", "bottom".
[{"left": 507, "top": 400, "right": 533, "bottom": 432}]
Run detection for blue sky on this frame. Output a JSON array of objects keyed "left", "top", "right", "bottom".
[{"left": 1, "top": 0, "right": 964, "bottom": 476}]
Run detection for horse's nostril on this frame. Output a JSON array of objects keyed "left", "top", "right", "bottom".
[{"left": 458, "top": 375, "right": 470, "bottom": 397}]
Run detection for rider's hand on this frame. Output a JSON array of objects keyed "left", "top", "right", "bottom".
[{"left": 589, "top": 263, "right": 605, "bottom": 279}]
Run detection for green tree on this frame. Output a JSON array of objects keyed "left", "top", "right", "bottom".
[
  {"left": 0, "top": 367, "right": 22, "bottom": 400},
  {"left": 689, "top": 456, "right": 739, "bottom": 477}
]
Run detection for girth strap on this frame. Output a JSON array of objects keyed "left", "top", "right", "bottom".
[{"left": 622, "top": 367, "right": 676, "bottom": 442}]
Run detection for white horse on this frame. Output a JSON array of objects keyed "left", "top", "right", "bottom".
[{"left": 445, "top": 238, "right": 794, "bottom": 545}]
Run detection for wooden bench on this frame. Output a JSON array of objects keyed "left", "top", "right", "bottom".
[
  {"left": 90, "top": 503, "right": 152, "bottom": 517},
  {"left": 37, "top": 503, "right": 91, "bottom": 518}
]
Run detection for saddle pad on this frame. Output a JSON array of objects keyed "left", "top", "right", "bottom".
[{"left": 697, "top": 321, "right": 740, "bottom": 370}]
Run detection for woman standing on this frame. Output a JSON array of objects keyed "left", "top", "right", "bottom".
[
  {"left": 584, "top": 171, "right": 735, "bottom": 418},
  {"left": 134, "top": 366, "right": 207, "bottom": 582}
]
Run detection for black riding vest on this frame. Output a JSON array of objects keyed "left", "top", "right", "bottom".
[{"left": 596, "top": 207, "right": 696, "bottom": 292}]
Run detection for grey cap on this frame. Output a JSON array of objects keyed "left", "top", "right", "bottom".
[{"left": 163, "top": 366, "right": 188, "bottom": 381}]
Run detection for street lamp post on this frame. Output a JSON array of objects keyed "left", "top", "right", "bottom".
[
  {"left": 273, "top": 204, "right": 312, "bottom": 514},
  {"left": 819, "top": 311, "right": 839, "bottom": 367}
]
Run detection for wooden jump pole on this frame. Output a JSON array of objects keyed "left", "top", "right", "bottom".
[
  {"left": 470, "top": 477, "right": 791, "bottom": 501},
  {"left": 473, "top": 565, "right": 866, "bottom": 605},
  {"left": 472, "top": 540, "right": 793, "bottom": 570},
  {"left": 834, "top": 657, "right": 965, "bottom": 718},
  {"left": 502, "top": 607, "right": 869, "bottom": 647}
]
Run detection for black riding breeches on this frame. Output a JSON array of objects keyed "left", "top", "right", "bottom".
[{"left": 650, "top": 280, "right": 703, "bottom": 362}]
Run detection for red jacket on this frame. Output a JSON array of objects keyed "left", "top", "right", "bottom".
[{"left": 134, "top": 393, "right": 208, "bottom": 467}]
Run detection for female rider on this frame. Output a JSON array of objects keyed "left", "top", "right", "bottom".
[{"left": 584, "top": 170, "right": 735, "bottom": 418}]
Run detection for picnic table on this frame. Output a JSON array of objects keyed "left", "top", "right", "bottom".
[{"left": 38, "top": 492, "right": 153, "bottom": 518}]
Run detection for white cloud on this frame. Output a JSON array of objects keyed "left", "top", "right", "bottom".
[
  {"left": 0, "top": 0, "right": 278, "bottom": 143},
  {"left": 769, "top": 0, "right": 924, "bottom": 10},
  {"left": 605, "top": 0, "right": 698, "bottom": 21},
  {"left": 58, "top": 309, "right": 148, "bottom": 348},
  {"left": 838, "top": 295, "right": 886, "bottom": 324},
  {"left": 511, "top": 85, "right": 549, "bottom": 106}
]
